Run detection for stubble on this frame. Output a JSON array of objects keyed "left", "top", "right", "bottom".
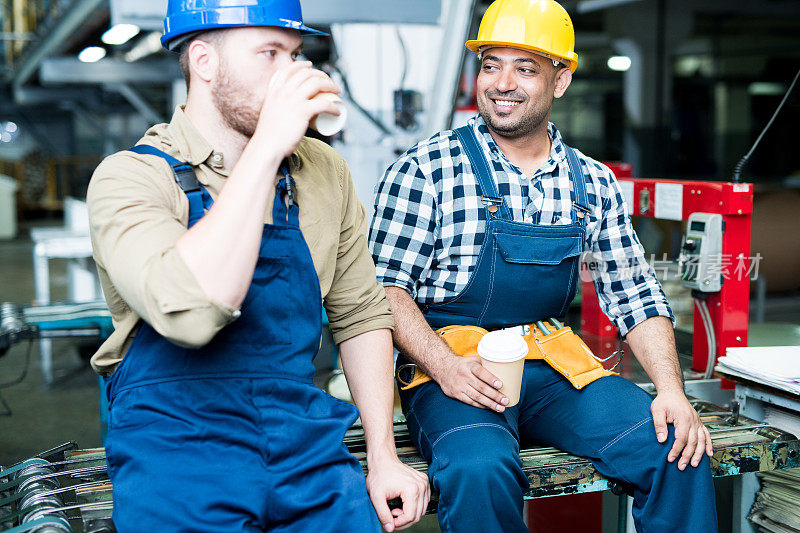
[
  {"left": 211, "top": 62, "right": 261, "bottom": 139},
  {"left": 477, "top": 90, "right": 552, "bottom": 140}
]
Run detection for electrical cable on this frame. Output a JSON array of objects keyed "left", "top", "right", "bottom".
[
  {"left": 329, "top": 62, "right": 392, "bottom": 138},
  {"left": 694, "top": 299, "right": 717, "bottom": 379},
  {"left": 395, "top": 26, "right": 408, "bottom": 90},
  {"left": 0, "top": 340, "right": 32, "bottom": 389},
  {"left": 698, "top": 300, "right": 716, "bottom": 379},
  {"left": 733, "top": 68, "right": 800, "bottom": 182},
  {"left": 0, "top": 391, "right": 10, "bottom": 417},
  {"left": 0, "top": 340, "right": 34, "bottom": 417},
  {"left": 327, "top": 38, "right": 393, "bottom": 138}
]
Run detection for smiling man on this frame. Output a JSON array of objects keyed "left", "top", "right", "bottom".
[
  {"left": 87, "top": 0, "right": 429, "bottom": 531},
  {"left": 369, "top": 0, "right": 717, "bottom": 531}
]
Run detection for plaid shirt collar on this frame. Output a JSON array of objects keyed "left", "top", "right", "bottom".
[{"left": 467, "top": 115, "right": 567, "bottom": 176}]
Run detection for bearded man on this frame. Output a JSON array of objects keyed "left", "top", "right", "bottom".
[
  {"left": 368, "top": 1, "right": 717, "bottom": 531},
  {"left": 87, "top": 1, "right": 428, "bottom": 531}
]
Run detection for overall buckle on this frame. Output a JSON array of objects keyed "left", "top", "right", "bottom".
[
  {"left": 572, "top": 202, "right": 591, "bottom": 219},
  {"left": 173, "top": 164, "right": 200, "bottom": 193},
  {"left": 482, "top": 196, "right": 503, "bottom": 216}
]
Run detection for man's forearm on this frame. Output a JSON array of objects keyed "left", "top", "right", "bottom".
[
  {"left": 175, "top": 150, "right": 278, "bottom": 307},
  {"left": 625, "top": 316, "right": 684, "bottom": 394},
  {"left": 339, "top": 328, "right": 398, "bottom": 463},
  {"left": 384, "top": 287, "right": 456, "bottom": 382},
  {"left": 175, "top": 142, "right": 281, "bottom": 309}
]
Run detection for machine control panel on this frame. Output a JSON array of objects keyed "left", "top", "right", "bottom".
[{"left": 679, "top": 213, "right": 724, "bottom": 292}]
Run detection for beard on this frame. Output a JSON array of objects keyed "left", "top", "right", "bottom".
[
  {"left": 477, "top": 90, "right": 552, "bottom": 140},
  {"left": 211, "top": 63, "right": 261, "bottom": 139}
]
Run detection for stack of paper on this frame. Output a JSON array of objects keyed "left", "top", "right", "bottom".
[
  {"left": 749, "top": 468, "right": 800, "bottom": 532},
  {"left": 715, "top": 346, "right": 800, "bottom": 395},
  {"left": 764, "top": 405, "right": 800, "bottom": 439}
]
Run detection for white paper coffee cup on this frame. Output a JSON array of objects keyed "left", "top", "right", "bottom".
[
  {"left": 477, "top": 331, "right": 529, "bottom": 407},
  {"left": 267, "top": 70, "right": 346, "bottom": 136},
  {"left": 310, "top": 93, "right": 347, "bottom": 136}
]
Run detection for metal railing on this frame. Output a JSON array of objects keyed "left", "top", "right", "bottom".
[{"left": 1, "top": 0, "right": 99, "bottom": 83}]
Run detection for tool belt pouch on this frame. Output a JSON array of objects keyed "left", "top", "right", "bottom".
[
  {"left": 397, "top": 323, "right": 617, "bottom": 391},
  {"left": 397, "top": 325, "right": 486, "bottom": 390},
  {"left": 525, "top": 325, "right": 617, "bottom": 389}
]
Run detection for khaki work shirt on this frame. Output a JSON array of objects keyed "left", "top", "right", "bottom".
[{"left": 87, "top": 107, "right": 393, "bottom": 375}]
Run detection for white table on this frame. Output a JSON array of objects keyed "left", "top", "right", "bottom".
[{"left": 30, "top": 228, "right": 97, "bottom": 385}]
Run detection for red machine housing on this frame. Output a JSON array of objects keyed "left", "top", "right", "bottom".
[{"left": 580, "top": 173, "right": 754, "bottom": 376}]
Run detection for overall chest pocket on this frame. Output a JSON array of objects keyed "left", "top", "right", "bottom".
[
  {"left": 488, "top": 231, "right": 584, "bottom": 321},
  {"left": 494, "top": 232, "right": 582, "bottom": 266}
]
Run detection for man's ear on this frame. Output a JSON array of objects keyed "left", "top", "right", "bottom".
[
  {"left": 188, "top": 39, "right": 218, "bottom": 84},
  {"left": 553, "top": 67, "right": 572, "bottom": 99}
]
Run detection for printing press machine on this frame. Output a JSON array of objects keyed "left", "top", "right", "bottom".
[
  {"left": 1, "top": 402, "right": 799, "bottom": 532},
  {"left": 2, "top": 301, "right": 800, "bottom": 532}
]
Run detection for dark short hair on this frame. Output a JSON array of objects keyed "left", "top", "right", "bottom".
[{"left": 178, "top": 30, "right": 225, "bottom": 89}]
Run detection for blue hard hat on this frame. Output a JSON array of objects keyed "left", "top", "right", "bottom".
[{"left": 162, "top": 0, "right": 327, "bottom": 51}]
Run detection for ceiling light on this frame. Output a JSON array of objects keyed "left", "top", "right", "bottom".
[
  {"left": 78, "top": 46, "right": 107, "bottom": 63},
  {"left": 748, "top": 82, "right": 786, "bottom": 96},
  {"left": 578, "top": 0, "right": 643, "bottom": 13},
  {"left": 0, "top": 122, "right": 20, "bottom": 143},
  {"left": 102, "top": 24, "right": 140, "bottom": 46},
  {"left": 607, "top": 55, "right": 631, "bottom": 72},
  {"left": 124, "top": 31, "right": 163, "bottom": 62}
]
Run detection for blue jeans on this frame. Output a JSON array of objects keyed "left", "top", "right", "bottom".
[{"left": 400, "top": 361, "right": 717, "bottom": 532}]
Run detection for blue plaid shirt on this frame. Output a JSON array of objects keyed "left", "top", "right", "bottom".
[{"left": 368, "top": 116, "right": 673, "bottom": 336}]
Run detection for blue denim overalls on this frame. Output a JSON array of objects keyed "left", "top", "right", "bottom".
[
  {"left": 104, "top": 145, "right": 380, "bottom": 532},
  {"left": 398, "top": 126, "right": 717, "bottom": 532}
]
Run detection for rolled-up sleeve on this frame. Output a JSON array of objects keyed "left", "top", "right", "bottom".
[
  {"left": 87, "top": 152, "right": 238, "bottom": 349},
  {"left": 323, "top": 157, "right": 394, "bottom": 344},
  {"left": 587, "top": 167, "right": 675, "bottom": 337},
  {"left": 368, "top": 154, "right": 438, "bottom": 298}
]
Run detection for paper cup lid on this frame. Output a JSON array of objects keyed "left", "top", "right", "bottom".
[{"left": 477, "top": 331, "right": 529, "bottom": 363}]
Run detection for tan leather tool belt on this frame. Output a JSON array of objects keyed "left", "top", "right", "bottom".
[{"left": 397, "top": 319, "right": 619, "bottom": 391}]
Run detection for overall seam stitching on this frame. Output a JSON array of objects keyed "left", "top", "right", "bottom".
[
  {"left": 431, "top": 422, "right": 516, "bottom": 450},
  {"left": 478, "top": 239, "right": 498, "bottom": 324},
  {"left": 598, "top": 416, "right": 653, "bottom": 454},
  {"left": 522, "top": 409, "right": 642, "bottom": 489},
  {"left": 559, "top": 248, "right": 578, "bottom": 316}
]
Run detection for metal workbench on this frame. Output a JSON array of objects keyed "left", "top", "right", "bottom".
[{"left": 2, "top": 397, "right": 798, "bottom": 532}]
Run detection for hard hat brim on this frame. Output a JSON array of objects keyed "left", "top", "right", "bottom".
[
  {"left": 163, "top": 21, "right": 327, "bottom": 51},
  {"left": 466, "top": 40, "right": 578, "bottom": 73}
]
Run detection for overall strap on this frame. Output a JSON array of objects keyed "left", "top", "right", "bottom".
[
  {"left": 563, "top": 146, "right": 591, "bottom": 226},
  {"left": 454, "top": 126, "right": 512, "bottom": 220},
  {"left": 128, "top": 144, "right": 206, "bottom": 227}
]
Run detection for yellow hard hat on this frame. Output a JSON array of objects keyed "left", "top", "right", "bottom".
[{"left": 466, "top": 0, "right": 578, "bottom": 73}]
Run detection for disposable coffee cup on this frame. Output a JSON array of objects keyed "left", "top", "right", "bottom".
[
  {"left": 477, "top": 331, "right": 529, "bottom": 407},
  {"left": 310, "top": 93, "right": 347, "bottom": 136},
  {"left": 267, "top": 70, "right": 346, "bottom": 136}
]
